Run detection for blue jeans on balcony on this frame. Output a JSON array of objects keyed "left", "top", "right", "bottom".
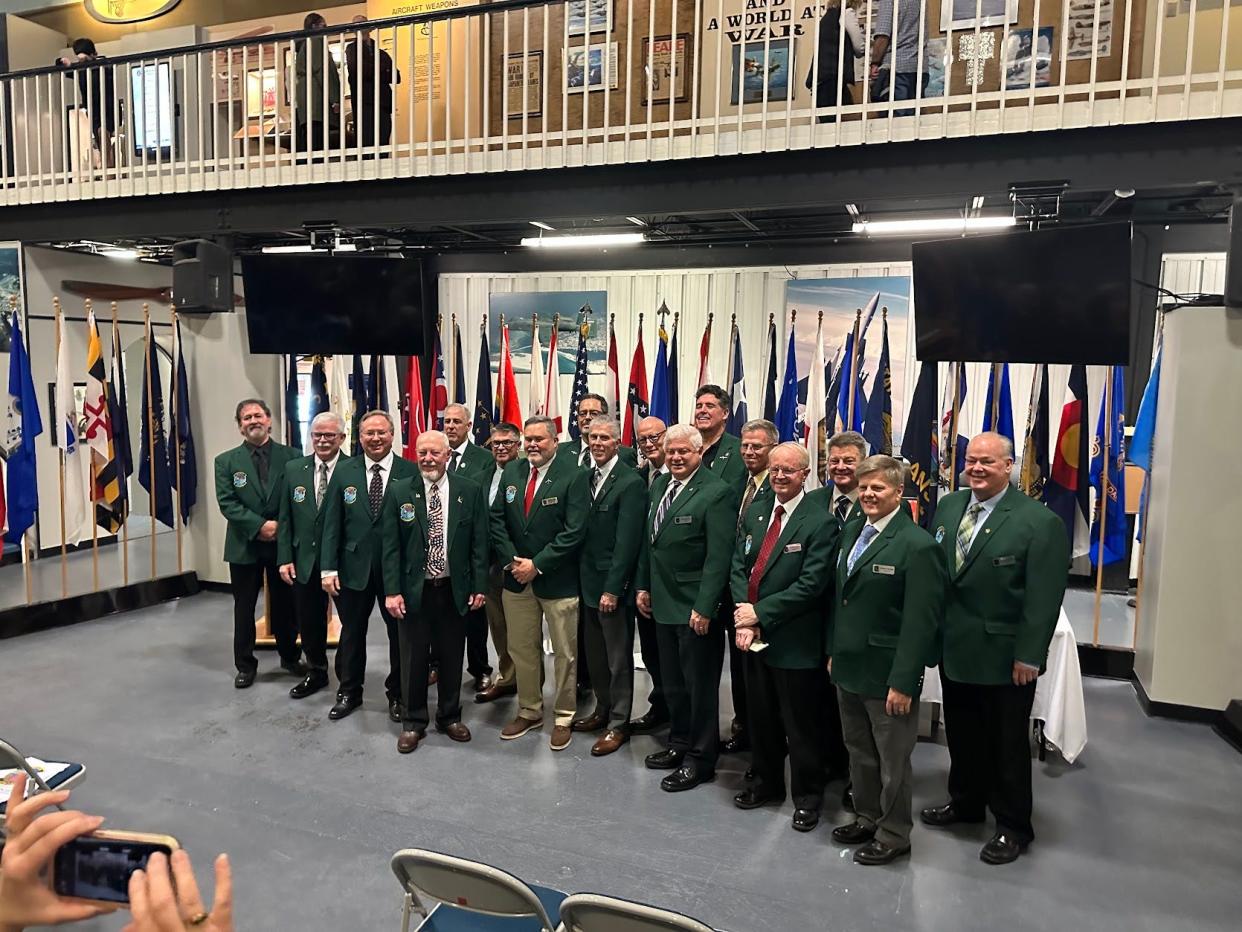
[{"left": 871, "top": 70, "right": 927, "bottom": 117}]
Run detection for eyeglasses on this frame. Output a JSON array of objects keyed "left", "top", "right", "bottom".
[
  {"left": 490, "top": 439, "right": 518, "bottom": 448},
  {"left": 739, "top": 442, "right": 772, "bottom": 452},
  {"left": 310, "top": 432, "right": 342, "bottom": 441},
  {"left": 637, "top": 431, "right": 666, "bottom": 447},
  {"left": 768, "top": 466, "right": 807, "bottom": 476}
]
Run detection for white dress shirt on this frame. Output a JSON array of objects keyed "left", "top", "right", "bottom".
[
  {"left": 963, "top": 487, "right": 1007, "bottom": 551},
  {"left": 646, "top": 462, "right": 669, "bottom": 487},
  {"left": 450, "top": 439, "right": 470, "bottom": 473},
  {"left": 663, "top": 467, "right": 696, "bottom": 503},
  {"left": 766, "top": 489, "right": 804, "bottom": 525},
  {"left": 590, "top": 454, "right": 619, "bottom": 498},
  {"left": 313, "top": 451, "right": 342, "bottom": 501},
  {"left": 422, "top": 471, "right": 451, "bottom": 579},
  {"left": 850, "top": 504, "right": 900, "bottom": 566},
  {"left": 832, "top": 486, "right": 860, "bottom": 518},
  {"left": 489, "top": 466, "right": 503, "bottom": 505}
]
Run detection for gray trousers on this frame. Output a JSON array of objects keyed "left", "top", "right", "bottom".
[
  {"left": 837, "top": 686, "right": 920, "bottom": 848},
  {"left": 582, "top": 603, "right": 635, "bottom": 729}
]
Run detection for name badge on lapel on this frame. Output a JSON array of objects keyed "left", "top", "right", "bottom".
[
  {"left": 993, "top": 555, "right": 1017, "bottom": 567},
  {"left": 541, "top": 496, "right": 559, "bottom": 506},
  {"left": 399, "top": 503, "right": 416, "bottom": 523},
  {"left": 783, "top": 543, "right": 802, "bottom": 554},
  {"left": 232, "top": 471, "right": 247, "bottom": 489},
  {"left": 674, "top": 515, "right": 693, "bottom": 525},
  {"left": 292, "top": 485, "right": 306, "bottom": 503},
  {"left": 505, "top": 485, "right": 517, "bottom": 504},
  {"left": 343, "top": 486, "right": 358, "bottom": 505},
  {"left": 872, "top": 564, "right": 896, "bottom": 576},
  {"left": 598, "top": 504, "right": 610, "bottom": 512}
]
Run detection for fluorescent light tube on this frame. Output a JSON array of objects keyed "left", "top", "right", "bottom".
[
  {"left": 529, "top": 221, "right": 556, "bottom": 231},
  {"left": 520, "top": 233, "right": 646, "bottom": 248},
  {"left": 852, "top": 216, "right": 1017, "bottom": 235}
]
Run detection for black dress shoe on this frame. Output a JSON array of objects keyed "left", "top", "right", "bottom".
[
  {"left": 792, "top": 808, "right": 820, "bottom": 833},
  {"left": 854, "top": 839, "right": 910, "bottom": 865},
  {"left": 920, "top": 802, "right": 986, "bottom": 827},
  {"left": 980, "top": 832, "right": 1027, "bottom": 865},
  {"left": 842, "top": 783, "right": 856, "bottom": 812},
  {"left": 234, "top": 670, "right": 256, "bottom": 689},
  {"left": 721, "top": 733, "right": 751, "bottom": 755},
  {"left": 388, "top": 698, "right": 403, "bottom": 723},
  {"left": 831, "top": 820, "right": 877, "bottom": 845},
  {"left": 628, "top": 710, "right": 670, "bottom": 734},
  {"left": 825, "top": 767, "right": 851, "bottom": 784},
  {"left": 744, "top": 768, "right": 756, "bottom": 783},
  {"left": 644, "top": 748, "right": 684, "bottom": 770},
  {"left": 733, "top": 787, "right": 784, "bottom": 810},
  {"left": 661, "top": 766, "right": 713, "bottom": 792},
  {"left": 328, "top": 694, "right": 362, "bottom": 720},
  {"left": 289, "top": 675, "right": 328, "bottom": 700},
  {"left": 280, "top": 659, "right": 307, "bottom": 677}
]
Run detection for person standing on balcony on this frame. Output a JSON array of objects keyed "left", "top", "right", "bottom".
[
  {"left": 56, "top": 38, "right": 117, "bottom": 169},
  {"left": 868, "top": 0, "right": 928, "bottom": 117},
  {"left": 806, "top": 0, "right": 865, "bottom": 123},
  {"left": 345, "top": 14, "right": 401, "bottom": 152},
  {"left": 294, "top": 13, "right": 342, "bottom": 155}
]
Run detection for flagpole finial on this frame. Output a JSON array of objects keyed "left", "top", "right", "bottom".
[
  {"left": 673, "top": 311, "right": 679, "bottom": 324},
  {"left": 580, "top": 302, "right": 592, "bottom": 317},
  {"left": 707, "top": 312, "right": 713, "bottom": 326},
  {"left": 84, "top": 297, "right": 93, "bottom": 313},
  {"left": 638, "top": 312, "right": 644, "bottom": 330},
  {"left": 818, "top": 310, "right": 823, "bottom": 324},
  {"left": 731, "top": 312, "right": 736, "bottom": 326},
  {"left": 53, "top": 295, "right": 61, "bottom": 316},
  {"left": 499, "top": 313, "right": 505, "bottom": 327},
  {"left": 451, "top": 311, "right": 457, "bottom": 324},
  {"left": 790, "top": 309, "right": 797, "bottom": 324},
  {"left": 552, "top": 312, "right": 560, "bottom": 325},
  {"left": 657, "top": 300, "right": 669, "bottom": 318},
  {"left": 855, "top": 308, "right": 862, "bottom": 321},
  {"left": 609, "top": 312, "right": 615, "bottom": 326},
  {"left": 882, "top": 306, "right": 888, "bottom": 319}
]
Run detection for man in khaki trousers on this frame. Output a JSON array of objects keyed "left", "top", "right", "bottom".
[{"left": 489, "top": 416, "right": 589, "bottom": 752}]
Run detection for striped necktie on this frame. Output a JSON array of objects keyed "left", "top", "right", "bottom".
[
  {"left": 738, "top": 477, "right": 758, "bottom": 531},
  {"left": 652, "top": 479, "right": 682, "bottom": 537},
  {"left": 955, "top": 503, "right": 984, "bottom": 571}
]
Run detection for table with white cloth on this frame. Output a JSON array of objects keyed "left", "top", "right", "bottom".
[{"left": 920, "top": 608, "right": 1087, "bottom": 764}]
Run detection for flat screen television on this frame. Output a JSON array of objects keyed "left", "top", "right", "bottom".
[
  {"left": 241, "top": 254, "right": 428, "bottom": 355},
  {"left": 911, "top": 223, "right": 1131, "bottom": 364}
]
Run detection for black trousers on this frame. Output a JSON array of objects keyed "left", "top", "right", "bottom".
[
  {"left": 722, "top": 595, "right": 750, "bottom": 733},
  {"left": 746, "top": 659, "right": 830, "bottom": 810},
  {"left": 942, "top": 673, "right": 1038, "bottom": 844},
  {"left": 334, "top": 568, "right": 401, "bottom": 702},
  {"left": 465, "top": 608, "right": 492, "bottom": 681},
  {"left": 398, "top": 580, "right": 467, "bottom": 732},
  {"left": 291, "top": 572, "right": 330, "bottom": 678},
  {"left": 657, "top": 617, "right": 725, "bottom": 775},
  {"left": 229, "top": 555, "right": 299, "bottom": 674},
  {"left": 294, "top": 120, "right": 340, "bottom": 154},
  {"left": 576, "top": 603, "right": 593, "bottom": 692},
  {"left": 635, "top": 612, "right": 668, "bottom": 719},
  {"left": 356, "top": 111, "right": 393, "bottom": 148},
  {"left": 821, "top": 669, "right": 851, "bottom": 777}
]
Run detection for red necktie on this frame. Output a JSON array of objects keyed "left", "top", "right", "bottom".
[
  {"left": 747, "top": 504, "right": 785, "bottom": 603},
  {"left": 523, "top": 465, "right": 539, "bottom": 516}
]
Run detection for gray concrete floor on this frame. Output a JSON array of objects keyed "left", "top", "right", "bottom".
[{"left": 4, "top": 591, "right": 1240, "bottom": 932}]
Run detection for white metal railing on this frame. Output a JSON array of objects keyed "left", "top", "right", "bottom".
[{"left": 2, "top": 0, "right": 1240, "bottom": 205}]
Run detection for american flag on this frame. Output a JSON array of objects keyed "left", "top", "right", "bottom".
[{"left": 568, "top": 310, "right": 591, "bottom": 440}]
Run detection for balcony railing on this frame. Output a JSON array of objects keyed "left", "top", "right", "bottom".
[{"left": 2, "top": 0, "right": 1239, "bottom": 206}]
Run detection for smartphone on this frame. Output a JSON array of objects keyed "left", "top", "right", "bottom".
[{"left": 51, "top": 830, "right": 181, "bottom": 907}]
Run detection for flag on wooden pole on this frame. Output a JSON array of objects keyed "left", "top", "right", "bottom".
[{"left": 84, "top": 309, "right": 124, "bottom": 533}]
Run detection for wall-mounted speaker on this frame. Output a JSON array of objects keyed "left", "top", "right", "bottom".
[{"left": 173, "top": 239, "right": 232, "bottom": 314}]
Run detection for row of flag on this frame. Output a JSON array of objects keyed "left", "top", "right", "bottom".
[{"left": 3, "top": 306, "right": 197, "bottom": 549}]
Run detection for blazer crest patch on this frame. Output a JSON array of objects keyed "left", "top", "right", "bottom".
[
  {"left": 292, "top": 486, "right": 307, "bottom": 503},
  {"left": 744, "top": 534, "right": 753, "bottom": 556},
  {"left": 934, "top": 525, "right": 946, "bottom": 543},
  {"left": 505, "top": 485, "right": 517, "bottom": 504},
  {"left": 232, "top": 471, "right": 247, "bottom": 488},
  {"left": 343, "top": 486, "right": 358, "bottom": 505},
  {"left": 399, "top": 503, "right": 416, "bottom": 523}
]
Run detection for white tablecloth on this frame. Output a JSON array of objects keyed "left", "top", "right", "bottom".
[{"left": 921, "top": 609, "right": 1087, "bottom": 763}]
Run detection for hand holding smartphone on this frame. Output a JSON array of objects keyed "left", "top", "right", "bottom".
[{"left": 51, "top": 830, "right": 181, "bottom": 907}]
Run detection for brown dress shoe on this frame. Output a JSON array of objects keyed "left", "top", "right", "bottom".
[
  {"left": 549, "top": 724, "right": 573, "bottom": 751},
  {"left": 591, "top": 729, "right": 629, "bottom": 757},
  {"left": 476, "top": 682, "right": 518, "bottom": 704},
  {"left": 500, "top": 717, "right": 542, "bottom": 740},
  {"left": 428, "top": 668, "right": 439, "bottom": 686},
  {"left": 439, "top": 722, "right": 472, "bottom": 742},
  {"left": 572, "top": 712, "right": 608, "bottom": 733},
  {"left": 397, "top": 731, "right": 422, "bottom": 754}
]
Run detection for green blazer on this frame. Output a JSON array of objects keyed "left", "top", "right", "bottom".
[
  {"left": 320, "top": 454, "right": 419, "bottom": 590},
  {"left": 731, "top": 495, "right": 840, "bottom": 669},
  {"left": 738, "top": 475, "right": 774, "bottom": 535},
  {"left": 828, "top": 508, "right": 947, "bottom": 699},
  {"left": 489, "top": 452, "right": 589, "bottom": 599},
  {"left": 704, "top": 432, "right": 748, "bottom": 506},
  {"left": 276, "top": 453, "right": 349, "bottom": 579},
  {"left": 214, "top": 441, "right": 302, "bottom": 565},
  {"left": 380, "top": 473, "right": 490, "bottom": 616},
  {"left": 636, "top": 468, "right": 734, "bottom": 625},
  {"left": 934, "top": 486, "right": 1070, "bottom": 685},
  {"left": 578, "top": 461, "right": 646, "bottom": 607},
  {"left": 804, "top": 485, "right": 864, "bottom": 528},
  {"left": 449, "top": 441, "right": 494, "bottom": 485},
  {"left": 562, "top": 438, "right": 637, "bottom": 469}
]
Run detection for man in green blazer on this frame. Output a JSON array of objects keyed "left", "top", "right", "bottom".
[
  {"left": 921, "top": 432, "right": 1069, "bottom": 865},
  {"left": 561, "top": 393, "right": 637, "bottom": 469},
  {"left": 731, "top": 442, "right": 840, "bottom": 832},
  {"left": 693, "top": 385, "right": 748, "bottom": 506},
  {"left": 475, "top": 421, "right": 523, "bottom": 704},
  {"left": 381, "top": 430, "right": 489, "bottom": 754},
  {"left": 804, "top": 430, "right": 867, "bottom": 527},
  {"left": 277, "top": 411, "right": 348, "bottom": 700},
  {"left": 572, "top": 417, "right": 646, "bottom": 757},
  {"left": 828, "top": 454, "right": 946, "bottom": 865},
  {"left": 320, "top": 410, "right": 419, "bottom": 722},
  {"left": 489, "top": 415, "right": 589, "bottom": 752},
  {"left": 635, "top": 424, "right": 735, "bottom": 792},
  {"left": 630, "top": 415, "right": 671, "bottom": 733},
  {"left": 214, "top": 398, "right": 304, "bottom": 689},
  {"left": 443, "top": 402, "right": 497, "bottom": 692}
]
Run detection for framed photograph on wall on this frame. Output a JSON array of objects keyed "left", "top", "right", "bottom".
[
  {"left": 567, "top": 0, "right": 613, "bottom": 36},
  {"left": 566, "top": 42, "right": 620, "bottom": 93},
  {"left": 730, "top": 39, "right": 793, "bottom": 106},
  {"left": 0, "top": 242, "right": 22, "bottom": 353},
  {"left": 506, "top": 51, "right": 543, "bottom": 119},
  {"left": 1003, "top": 26, "right": 1054, "bottom": 89},
  {"left": 940, "top": 0, "right": 1018, "bottom": 31},
  {"left": 641, "top": 34, "right": 692, "bottom": 105}
]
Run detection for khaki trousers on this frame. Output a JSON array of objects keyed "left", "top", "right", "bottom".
[
  {"left": 502, "top": 585, "right": 579, "bottom": 727},
  {"left": 484, "top": 564, "right": 516, "bottom": 689}
]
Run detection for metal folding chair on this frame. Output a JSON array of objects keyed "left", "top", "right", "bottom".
[
  {"left": 557, "top": 893, "right": 717, "bottom": 932},
  {"left": 390, "top": 848, "right": 564, "bottom": 932}
]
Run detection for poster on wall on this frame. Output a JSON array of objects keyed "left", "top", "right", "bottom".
[
  {"left": 783, "top": 275, "right": 911, "bottom": 450},
  {"left": 1065, "top": 0, "right": 1113, "bottom": 60},
  {"left": 0, "top": 243, "right": 23, "bottom": 352},
  {"left": 1004, "top": 27, "right": 1054, "bottom": 89},
  {"left": 923, "top": 38, "right": 950, "bottom": 98},
  {"left": 642, "top": 35, "right": 693, "bottom": 105},
  {"left": 730, "top": 39, "right": 793, "bottom": 105},
  {"left": 941, "top": 0, "right": 1018, "bottom": 30},
  {"left": 566, "top": 42, "right": 620, "bottom": 92},
  {"left": 568, "top": 0, "right": 613, "bottom": 36},
  {"left": 488, "top": 291, "right": 609, "bottom": 375},
  {"left": 506, "top": 52, "right": 543, "bottom": 119}
]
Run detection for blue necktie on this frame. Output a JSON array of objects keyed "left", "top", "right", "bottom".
[{"left": 846, "top": 524, "right": 879, "bottom": 575}]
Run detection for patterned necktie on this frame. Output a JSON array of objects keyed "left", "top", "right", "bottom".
[
  {"left": 523, "top": 465, "right": 539, "bottom": 516},
  {"left": 847, "top": 523, "right": 879, "bottom": 575},
  {"left": 591, "top": 467, "right": 604, "bottom": 496},
  {"left": 427, "top": 481, "right": 446, "bottom": 577},
  {"left": 955, "top": 503, "right": 984, "bottom": 571},
  {"left": 579, "top": 446, "right": 591, "bottom": 468},
  {"left": 738, "top": 477, "right": 758, "bottom": 531},
  {"left": 834, "top": 495, "right": 851, "bottom": 524},
  {"left": 747, "top": 504, "right": 785, "bottom": 602},
  {"left": 368, "top": 462, "right": 384, "bottom": 519},
  {"left": 316, "top": 461, "right": 328, "bottom": 509},
  {"left": 449, "top": 450, "right": 459, "bottom": 474},
  {"left": 652, "top": 479, "right": 682, "bottom": 537}
]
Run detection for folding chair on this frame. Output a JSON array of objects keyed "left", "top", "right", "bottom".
[
  {"left": 0, "top": 738, "right": 85, "bottom": 821},
  {"left": 390, "top": 848, "right": 565, "bottom": 932},
  {"left": 557, "top": 893, "right": 717, "bottom": 932}
]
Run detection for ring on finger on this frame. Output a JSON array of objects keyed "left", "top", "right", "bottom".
[{"left": 188, "top": 912, "right": 210, "bottom": 926}]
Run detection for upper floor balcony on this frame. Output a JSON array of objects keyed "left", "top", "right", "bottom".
[{"left": 1, "top": 0, "right": 1239, "bottom": 208}]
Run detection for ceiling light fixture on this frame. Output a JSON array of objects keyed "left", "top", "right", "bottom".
[
  {"left": 529, "top": 221, "right": 556, "bottom": 231},
  {"left": 852, "top": 216, "right": 1017, "bottom": 236},
  {"left": 100, "top": 248, "right": 140, "bottom": 260},
  {"left": 261, "top": 244, "right": 315, "bottom": 254},
  {"left": 625, "top": 216, "right": 646, "bottom": 226},
  {"left": 520, "top": 232, "right": 646, "bottom": 248}
]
